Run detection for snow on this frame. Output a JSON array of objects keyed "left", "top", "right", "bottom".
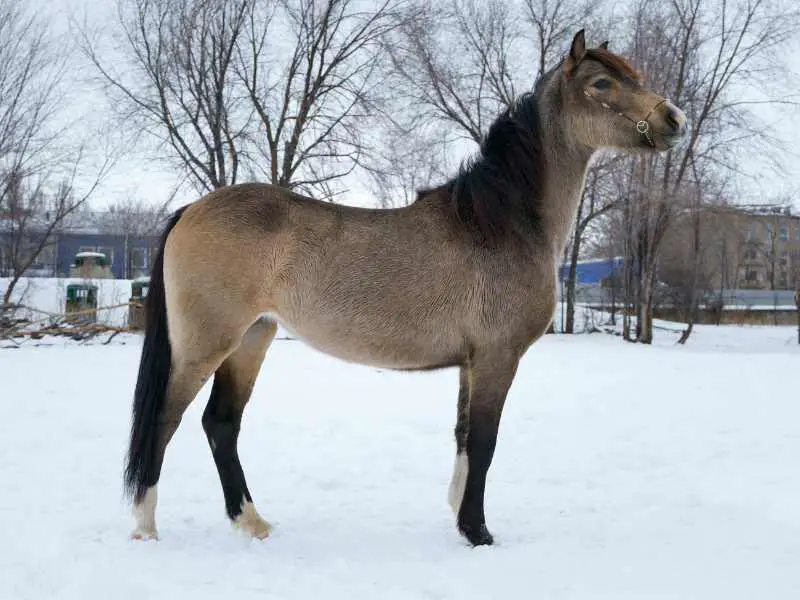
[{"left": 1, "top": 319, "right": 799, "bottom": 599}]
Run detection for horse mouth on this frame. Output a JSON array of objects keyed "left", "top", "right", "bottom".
[{"left": 650, "top": 132, "right": 685, "bottom": 152}]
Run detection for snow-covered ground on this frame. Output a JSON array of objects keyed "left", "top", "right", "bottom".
[{"left": 2, "top": 320, "right": 799, "bottom": 599}]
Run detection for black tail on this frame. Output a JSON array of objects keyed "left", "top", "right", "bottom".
[{"left": 124, "top": 205, "right": 188, "bottom": 503}]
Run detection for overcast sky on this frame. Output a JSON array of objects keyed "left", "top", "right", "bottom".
[{"left": 32, "top": 0, "right": 800, "bottom": 212}]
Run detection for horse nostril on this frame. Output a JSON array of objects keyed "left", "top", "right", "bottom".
[{"left": 666, "top": 109, "right": 686, "bottom": 135}]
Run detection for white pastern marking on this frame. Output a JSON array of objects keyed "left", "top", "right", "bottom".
[
  {"left": 131, "top": 486, "right": 158, "bottom": 540},
  {"left": 448, "top": 452, "right": 468, "bottom": 517},
  {"left": 233, "top": 501, "right": 273, "bottom": 540}
]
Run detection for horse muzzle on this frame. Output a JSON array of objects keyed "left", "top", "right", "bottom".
[{"left": 662, "top": 100, "right": 688, "bottom": 141}]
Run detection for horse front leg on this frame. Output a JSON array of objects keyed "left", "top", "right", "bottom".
[{"left": 450, "top": 349, "right": 520, "bottom": 546}]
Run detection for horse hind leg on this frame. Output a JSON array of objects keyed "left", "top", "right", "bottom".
[
  {"left": 130, "top": 347, "right": 230, "bottom": 540},
  {"left": 202, "top": 318, "right": 277, "bottom": 540},
  {"left": 129, "top": 295, "right": 257, "bottom": 540}
]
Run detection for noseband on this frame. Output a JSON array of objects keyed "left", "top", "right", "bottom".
[{"left": 583, "top": 89, "right": 667, "bottom": 148}]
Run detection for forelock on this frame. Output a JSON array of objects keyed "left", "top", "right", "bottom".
[{"left": 583, "top": 48, "right": 641, "bottom": 83}]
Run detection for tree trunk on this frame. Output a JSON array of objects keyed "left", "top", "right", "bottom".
[
  {"left": 2, "top": 275, "right": 21, "bottom": 307},
  {"left": 796, "top": 304, "right": 800, "bottom": 345},
  {"left": 634, "top": 242, "right": 646, "bottom": 342},
  {"left": 609, "top": 273, "right": 617, "bottom": 326},
  {"left": 773, "top": 291, "right": 779, "bottom": 327},
  {"left": 637, "top": 269, "right": 656, "bottom": 344},
  {"left": 564, "top": 230, "right": 583, "bottom": 334},
  {"left": 678, "top": 198, "right": 702, "bottom": 344},
  {"left": 795, "top": 288, "right": 800, "bottom": 344},
  {"left": 623, "top": 265, "right": 634, "bottom": 341},
  {"left": 622, "top": 198, "right": 635, "bottom": 342},
  {"left": 677, "top": 321, "right": 693, "bottom": 345},
  {"left": 564, "top": 188, "right": 589, "bottom": 335}
]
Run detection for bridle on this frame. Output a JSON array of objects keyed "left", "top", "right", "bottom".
[{"left": 582, "top": 88, "right": 668, "bottom": 148}]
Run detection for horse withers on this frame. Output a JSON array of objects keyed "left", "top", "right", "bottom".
[{"left": 124, "top": 30, "right": 687, "bottom": 546}]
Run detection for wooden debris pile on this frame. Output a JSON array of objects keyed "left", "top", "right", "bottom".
[{"left": 0, "top": 302, "right": 140, "bottom": 347}]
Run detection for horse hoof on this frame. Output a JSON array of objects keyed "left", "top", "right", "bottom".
[
  {"left": 459, "top": 523, "right": 494, "bottom": 546},
  {"left": 233, "top": 502, "right": 273, "bottom": 540},
  {"left": 130, "top": 527, "right": 158, "bottom": 541},
  {"left": 233, "top": 518, "right": 273, "bottom": 540}
]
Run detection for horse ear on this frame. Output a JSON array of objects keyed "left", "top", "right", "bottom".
[
  {"left": 563, "top": 29, "right": 586, "bottom": 77},
  {"left": 600, "top": 40, "right": 609, "bottom": 50},
  {"left": 571, "top": 29, "right": 586, "bottom": 58}
]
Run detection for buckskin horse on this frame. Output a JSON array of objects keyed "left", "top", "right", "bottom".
[{"left": 124, "top": 30, "right": 687, "bottom": 546}]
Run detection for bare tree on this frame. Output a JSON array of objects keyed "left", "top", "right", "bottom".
[
  {"left": 99, "top": 195, "right": 172, "bottom": 237},
  {"left": 389, "top": 0, "right": 607, "bottom": 146},
  {"left": 391, "top": 0, "right": 580, "bottom": 146},
  {"left": 617, "top": 0, "right": 800, "bottom": 343},
  {"left": 388, "top": 0, "right": 513, "bottom": 146},
  {"left": 0, "top": 0, "right": 64, "bottom": 178},
  {"left": 680, "top": 190, "right": 717, "bottom": 341},
  {"left": 1, "top": 165, "right": 107, "bottom": 305},
  {"left": 710, "top": 207, "right": 747, "bottom": 318},
  {"left": 238, "top": 0, "right": 404, "bottom": 200},
  {"left": 86, "top": 0, "right": 405, "bottom": 201},
  {"left": 523, "top": 0, "right": 600, "bottom": 80},
  {"left": 755, "top": 219, "right": 780, "bottom": 290},
  {"left": 1, "top": 0, "right": 112, "bottom": 306},
  {"left": 84, "top": 0, "right": 252, "bottom": 193},
  {"left": 658, "top": 173, "right": 727, "bottom": 343},
  {"left": 92, "top": 195, "right": 172, "bottom": 279},
  {"left": 562, "top": 158, "right": 620, "bottom": 333},
  {"left": 795, "top": 280, "right": 800, "bottom": 345},
  {"left": 583, "top": 212, "right": 627, "bottom": 325},
  {"left": 365, "top": 122, "right": 452, "bottom": 207}
]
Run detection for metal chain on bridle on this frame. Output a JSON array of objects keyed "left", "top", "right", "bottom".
[{"left": 582, "top": 89, "right": 668, "bottom": 148}]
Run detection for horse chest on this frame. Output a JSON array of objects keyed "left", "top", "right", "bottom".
[{"left": 473, "top": 264, "right": 557, "bottom": 341}]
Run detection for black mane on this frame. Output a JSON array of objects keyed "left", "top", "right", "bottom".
[{"left": 446, "top": 89, "right": 547, "bottom": 247}]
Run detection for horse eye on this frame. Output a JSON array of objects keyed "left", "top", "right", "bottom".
[{"left": 593, "top": 79, "right": 613, "bottom": 90}]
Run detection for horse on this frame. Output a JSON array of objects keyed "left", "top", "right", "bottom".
[{"left": 124, "top": 29, "right": 687, "bottom": 546}]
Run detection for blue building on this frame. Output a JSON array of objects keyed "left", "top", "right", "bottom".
[
  {"left": 1, "top": 216, "right": 162, "bottom": 280},
  {"left": 558, "top": 256, "right": 625, "bottom": 285},
  {"left": 53, "top": 231, "right": 160, "bottom": 279}
]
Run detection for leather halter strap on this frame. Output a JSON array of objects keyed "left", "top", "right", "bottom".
[{"left": 583, "top": 89, "right": 667, "bottom": 148}]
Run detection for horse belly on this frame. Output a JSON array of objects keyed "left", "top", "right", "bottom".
[{"left": 261, "top": 309, "right": 463, "bottom": 370}]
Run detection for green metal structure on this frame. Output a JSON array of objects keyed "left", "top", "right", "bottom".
[
  {"left": 128, "top": 276, "right": 150, "bottom": 330},
  {"left": 65, "top": 283, "right": 98, "bottom": 323}
]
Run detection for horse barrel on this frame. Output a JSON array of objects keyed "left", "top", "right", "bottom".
[{"left": 128, "top": 277, "right": 150, "bottom": 330}]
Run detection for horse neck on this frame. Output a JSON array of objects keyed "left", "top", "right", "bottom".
[{"left": 538, "top": 107, "right": 595, "bottom": 256}]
